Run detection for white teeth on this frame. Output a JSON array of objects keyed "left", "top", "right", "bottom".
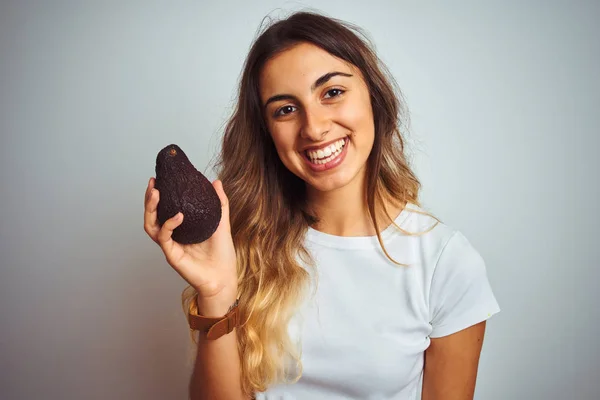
[
  {"left": 306, "top": 138, "right": 346, "bottom": 161},
  {"left": 306, "top": 138, "right": 346, "bottom": 165}
]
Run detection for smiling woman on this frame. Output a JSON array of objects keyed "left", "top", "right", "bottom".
[
  {"left": 143, "top": 10, "right": 500, "bottom": 400},
  {"left": 260, "top": 45, "right": 374, "bottom": 190}
]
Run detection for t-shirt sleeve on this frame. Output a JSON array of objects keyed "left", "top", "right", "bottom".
[{"left": 428, "top": 230, "right": 501, "bottom": 338}]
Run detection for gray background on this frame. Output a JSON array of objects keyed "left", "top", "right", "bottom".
[{"left": 1, "top": 1, "right": 598, "bottom": 399}]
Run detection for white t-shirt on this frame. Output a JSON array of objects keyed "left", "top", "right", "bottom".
[{"left": 256, "top": 204, "right": 500, "bottom": 400}]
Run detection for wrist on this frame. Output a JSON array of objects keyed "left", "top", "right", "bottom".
[{"left": 196, "top": 293, "right": 238, "bottom": 318}]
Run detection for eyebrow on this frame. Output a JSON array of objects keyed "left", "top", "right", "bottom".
[{"left": 263, "top": 71, "right": 353, "bottom": 109}]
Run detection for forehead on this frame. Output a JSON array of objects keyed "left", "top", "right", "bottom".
[{"left": 259, "top": 42, "right": 355, "bottom": 98}]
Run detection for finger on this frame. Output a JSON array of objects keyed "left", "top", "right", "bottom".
[
  {"left": 144, "top": 177, "right": 155, "bottom": 205},
  {"left": 143, "top": 188, "right": 160, "bottom": 241},
  {"left": 157, "top": 212, "right": 184, "bottom": 254},
  {"left": 212, "top": 179, "right": 230, "bottom": 231}
]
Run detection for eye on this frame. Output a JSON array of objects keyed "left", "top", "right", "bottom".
[
  {"left": 324, "top": 88, "right": 345, "bottom": 99},
  {"left": 274, "top": 105, "right": 297, "bottom": 117}
]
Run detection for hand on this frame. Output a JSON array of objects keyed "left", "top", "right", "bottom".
[{"left": 143, "top": 177, "right": 238, "bottom": 313}]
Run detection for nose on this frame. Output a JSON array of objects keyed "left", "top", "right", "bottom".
[{"left": 300, "top": 106, "right": 330, "bottom": 141}]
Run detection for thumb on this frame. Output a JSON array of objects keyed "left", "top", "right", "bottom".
[{"left": 212, "top": 179, "right": 231, "bottom": 231}]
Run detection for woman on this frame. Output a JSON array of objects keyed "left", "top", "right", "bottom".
[{"left": 143, "top": 11, "right": 500, "bottom": 400}]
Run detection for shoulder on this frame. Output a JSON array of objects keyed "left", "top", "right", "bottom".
[
  {"left": 399, "top": 204, "right": 486, "bottom": 279},
  {"left": 399, "top": 205, "right": 500, "bottom": 336},
  {"left": 399, "top": 204, "right": 457, "bottom": 260}
]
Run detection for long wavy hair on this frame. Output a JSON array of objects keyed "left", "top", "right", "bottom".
[{"left": 182, "top": 11, "right": 434, "bottom": 397}]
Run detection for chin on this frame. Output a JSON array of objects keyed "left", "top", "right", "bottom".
[{"left": 305, "top": 169, "right": 358, "bottom": 193}]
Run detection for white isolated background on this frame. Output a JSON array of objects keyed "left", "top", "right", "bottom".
[{"left": 1, "top": 1, "right": 598, "bottom": 399}]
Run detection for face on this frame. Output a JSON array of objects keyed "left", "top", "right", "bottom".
[{"left": 259, "top": 42, "right": 375, "bottom": 194}]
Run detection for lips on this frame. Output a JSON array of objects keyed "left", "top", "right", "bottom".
[
  {"left": 302, "top": 137, "right": 347, "bottom": 153},
  {"left": 301, "top": 136, "right": 349, "bottom": 172},
  {"left": 302, "top": 137, "right": 348, "bottom": 161}
]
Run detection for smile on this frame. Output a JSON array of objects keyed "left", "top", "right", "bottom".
[
  {"left": 304, "top": 137, "right": 347, "bottom": 164},
  {"left": 301, "top": 137, "right": 349, "bottom": 172}
]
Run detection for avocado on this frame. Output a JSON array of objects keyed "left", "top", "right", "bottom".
[{"left": 154, "top": 144, "right": 222, "bottom": 244}]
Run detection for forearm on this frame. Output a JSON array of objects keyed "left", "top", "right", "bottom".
[
  {"left": 189, "top": 329, "right": 247, "bottom": 400},
  {"left": 189, "top": 297, "right": 249, "bottom": 400}
]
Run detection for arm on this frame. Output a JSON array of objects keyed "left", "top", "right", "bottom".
[
  {"left": 142, "top": 179, "right": 248, "bottom": 399},
  {"left": 189, "top": 298, "right": 251, "bottom": 400},
  {"left": 422, "top": 321, "right": 487, "bottom": 400}
]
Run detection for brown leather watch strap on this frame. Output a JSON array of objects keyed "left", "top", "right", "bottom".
[{"left": 188, "top": 300, "right": 240, "bottom": 340}]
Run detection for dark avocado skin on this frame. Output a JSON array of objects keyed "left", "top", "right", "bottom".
[{"left": 154, "top": 144, "right": 222, "bottom": 244}]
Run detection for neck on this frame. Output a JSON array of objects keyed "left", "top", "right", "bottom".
[{"left": 306, "top": 172, "right": 404, "bottom": 237}]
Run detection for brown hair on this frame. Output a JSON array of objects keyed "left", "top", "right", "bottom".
[{"left": 182, "top": 11, "right": 431, "bottom": 396}]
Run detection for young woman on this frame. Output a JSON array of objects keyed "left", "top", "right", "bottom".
[{"left": 143, "top": 11, "right": 500, "bottom": 400}]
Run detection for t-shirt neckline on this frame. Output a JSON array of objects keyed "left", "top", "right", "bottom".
[{"left": 305, "top": 203, "right": 416, "bottom": 249}]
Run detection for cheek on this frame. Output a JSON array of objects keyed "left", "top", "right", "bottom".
[
  {"left": 338, "top": 95, "right": 374, "bottom": 137},
  {"left": 269, "top": 122, "right": 299, "bottom": 152},
  {"left": 269, "top": 129, "right": 298, "bottom": 166}
]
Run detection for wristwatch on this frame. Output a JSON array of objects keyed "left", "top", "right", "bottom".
[{"left": 188, "top": 299, "right": 240, "bottom": 340}]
